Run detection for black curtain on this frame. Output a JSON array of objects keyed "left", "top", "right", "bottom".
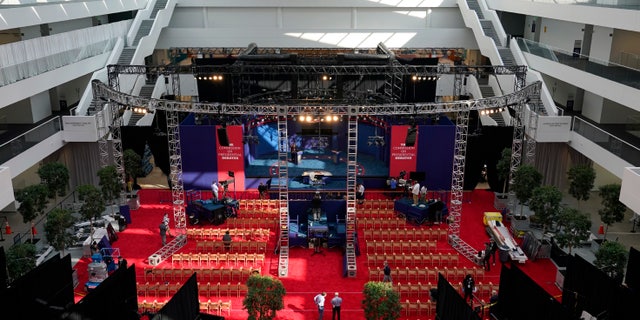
[
  {"left": 463, "top": 132, "right": 484, "bottom": 190},
  {"left": 481, "top": 126, "right": 514, "bottom": 192},
  {"left": 499, "top": 264, "right": 570, "bottom": 320},
  {"left": 153, "top": 273, "right": 200, "bottom": 320},
  {"left": 436, "top": 273, "right": 481, "bottom": 320},
  {"left": 1, "top": 254, "right": 75, "bottom": 319},
  {"left": 66, "top": 264, "right": 139, "bottom": 320},
  {"left": 121, "top": 113, "right": 170, "bottom": 178},
  {"left": 0, "top": 247, "right": 6, "bottom": 293},
  {"left": 563, "top": 254, "right": 636, "bottom": 319},
  {"left": 625, "top": 247, "right": 640, "bottom": 292}
]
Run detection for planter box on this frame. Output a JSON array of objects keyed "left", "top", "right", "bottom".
[{"left": 494, "top": 193, "right": 509, "bottom": 210}]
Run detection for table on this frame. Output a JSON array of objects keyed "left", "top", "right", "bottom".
[
  {"left": 302, "top": 170, "right": 333, "bottom": 185},
  {"left": 82, "top": 228, "right": 109, "bottom": 257},
  {"left": 394, "top": 198, "right": 447, "bottom": 225}
]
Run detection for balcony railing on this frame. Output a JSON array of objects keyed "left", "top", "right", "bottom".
[
  {"left": 519, "top": 0, "right": 640, "bottom": 10},
  {"left": 572, "top": 117, "right": 640, "bottom": 166},
  {"left": 516, "top": 38, "right": 640, "bottom": 89},
  {"left": 0, "top": 116, "right": 62, "bottom": 164},
  {"left": 0, "top": 20, "right": 130, "bottom": 87}
]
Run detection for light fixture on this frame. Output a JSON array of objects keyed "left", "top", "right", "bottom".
[{"left": 367, "top": 136, "right": 385, "bottom": 147}]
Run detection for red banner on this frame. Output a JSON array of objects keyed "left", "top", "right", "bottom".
[
  {"left": 216, "top": 125, "right": 245, "bottom": 191},
  {"left": 389, "top": 125, "right": 418, "bottom": 177}
]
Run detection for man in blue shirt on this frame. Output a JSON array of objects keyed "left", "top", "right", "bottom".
[
  {"left": 314, "top": 292, "right": 327, "bottom": 319},
  {"left": 331, "top": 292, "right": 343, "bottom": 320}
]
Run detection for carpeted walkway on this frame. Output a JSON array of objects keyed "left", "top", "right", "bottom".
[{"left": 72, "top": 189, "right": 561, "bottom": 319}]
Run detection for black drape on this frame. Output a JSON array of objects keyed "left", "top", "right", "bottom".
[
  {"left": 436, "top": 273, "right": 481, "bottom": 320},
  {"left": 153, "top": 273, "right": 201, "bottom": 320},
  {"left": 624, "top": 246, "right": 640, "bottom": 292},
  {"left": 0, "top": 247, "right": 6, "bottom": 293},
  {"left": 499, "top": 264, "right": 570, "bottom": 320}
]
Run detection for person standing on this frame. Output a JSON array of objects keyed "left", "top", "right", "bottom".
[
  {"left": 314, "top": 292, "right": 327, "bottom": 320},
  {"left": 258, "top": 182, "right": 267, "bottom": 199},
  {"left": 222, "top": 230, "right": 232, "bottom": 251},
  {"left": 489, "top": 239, "right": 498, "bottom": 265},
  {"left": 163, "top": 213, "right": 173, "bottom": 237},
  {"left": 411, "top": 181, "right": 420, "bottom": 206},
  {"left": 331, "top": 292, "right": 342, "bottom": 320},
  {"left": 357, "top": 183, "right": 365, "bottom": 204},
  {"left": 211, "top": 180, "right": 219, "bottom": 202},
  {"left": 311, "top": 191, "right": 322, "bottom": 221},
  {"left": 382, "top": 261, "right": 392, "bottom": 283},
  {"left": 462, "top": 274, "right": 475, "bottom": 304},
  {"left": 419, "top": 184, "right": 428, "bottom": 202},
  {"left": 159, "top": 222, "right": 168, "bottom": 246},
  {"left": 389, "top": 177, "right": 398, "bottom": 199}
]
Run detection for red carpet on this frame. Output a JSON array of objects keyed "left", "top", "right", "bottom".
[{"left": 72, "top": 189, "right": 561, "bottom": 319}]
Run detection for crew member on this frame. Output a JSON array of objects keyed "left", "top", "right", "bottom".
[
  {"left": 311, "top": 191, "right": 322, "bottom": 221},
  {"left": 211, "top": 180, "right": 219, "bottom": 202}
]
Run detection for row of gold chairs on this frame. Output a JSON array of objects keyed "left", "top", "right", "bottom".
[
  {"left": 357, "top": 209, "right": 398, "bottom": 219},
  {"left": 226, "top": 218, "right": 278, "bottom": 229},
  {"left": 186, "top": 228, "right": 270, "bottom": 240},
  {"left": 369, "top": 266, "right": 484, "bottom": 283},
  {"left": 195, "top": 240, "right": 267, "bottom": 254},
  {"left": 367, "top": 252, "right": 460, "bottom": 268},
  {"left": 137, "top": 282, "right": 182, "bottom": 298},
  {"left": 239, "top": 199, "right": 279, "bottom": 210},
  {"left": 401, "top": 299, "right": 434, "bottom": 317},
  {"left": 143, "top": 266, "right": 260, "bottom": 283},
  {"left": 365, "top": 240, "right": 438, "bottom": 255},
  {"left": 197, "top": 281, "right": 248, "bottom": 298},
  {"left": 362, "top": 228, "right": 447, "bottom": 241},
  {"left": 239, "top": 209, "right": 280, "bottom": 218},
  {"left": 393, "top": 282, "right": 434, "bottom": 300},
  {"left": 172, "top": 252, "right": 265, "bottom": 267},
  {"left": 139, "top": 300, "right": 167, "bottom": 313},
  {"left": 199, "top": 299, "right": 232, "bottom": 316},
  {"left": 356, "top": 199, "right": 395, "bottom": 210},
  {"left": 358, "top": 217, "right": 407, "bottom": 229}
]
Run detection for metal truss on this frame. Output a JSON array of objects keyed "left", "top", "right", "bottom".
[
  {"left": 93, "top": 70, "right": 538, "bottom": 267},
  {"left": 171, "top": 73, "right": 181, "bottom": 97},
  {"left": 346, "top": 111, "right": 359, "bottom": 277},
  {"left": 276, "top": 107, "right": 290, "bottom": 277},
  {"left": 167, "top": 111, "right": 187, "bottom": 233},
  {"left": 95, "top": 103, "right": 110, "bottom": 168},
  {"left": 108, "top": 101, "right": 126, "bottom": 191}
]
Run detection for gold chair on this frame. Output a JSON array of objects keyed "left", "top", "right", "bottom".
[
  {"left": 199, "top": 299, "right": 210, "bottom": 313},
  {"left": 219, "top": 300, "right": 232, "bottom": 316},
  {"left": 198, "top": 282, "right": 210, "bottom": 296},
  {"left": 208, "top": 300, "right": 221, "bottom": 315}
]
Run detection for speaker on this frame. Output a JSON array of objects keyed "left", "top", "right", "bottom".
[
  {"left": 217, "top": 128, "right": 229, "bottom": 146},
  {"left": 405, "top": 127, "right": 417, "bottom": 146}
]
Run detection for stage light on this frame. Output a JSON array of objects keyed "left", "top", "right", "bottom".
[
  {"left": 412, "top": 75, "right": 418, "bottom": 81},
  {"left": 299, "top": 115, "right": 305, "bottom": 122},
  {"left": 208, "top": 76, "right": 213, "bottom": 80},
  {"left": 333, "top": 115, "right": 338, "bottom": 121},
  {"left": 306, "top": 115, "right": 312, "bottom": 122},
  {"left": 322, "top": 75, "right": 328, "bottom": 81}
]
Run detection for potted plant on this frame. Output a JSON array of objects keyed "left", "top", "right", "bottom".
[
  {"left": 567, "top": 164, "right": 595, "bottom": 210},
  {"left": 7, "top": 242, "right": 37, "bottom": 282},
  {"left": 37, "top": 162, "right": 70, "bottom": 204},
  {"left": 243, "top": 274, "right": 286, "bottom": 320},
  {"left": 594, "top": 240, "right": 628, "bottom": 284},
  {"left": 554, "top": 207, "right": 591, "bottom": 254},
  {"left": 598, "top": 184, "right": 627, "bottom": 239},
  {"left": 494, "top": 148, "right": 512, "bottom": 209},
  {"left": 362, "top": 281, "right": 402, "bottom": 320},
  {"left": 77, "top": 185, "right": 106, "bottom": 236},
  {"left": 44, "top": 207, "right": 76, "bottom": 256},
  {"left": 528, "top": 185, "right": 563, "bottom": 234},
  {"left": 123, "top": 149, "right": 143, "bottom": 194},
  {"left": 15, "top": 184, "right": 49, "bottom": 242},
  {"left": 98, "top": 165, "right": 123, "bottom": 214},
  {"left": 511, "top": 164, "right": 542, "bottom": 218}
]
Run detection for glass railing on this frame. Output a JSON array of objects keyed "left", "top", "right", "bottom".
[
  {"left": 516, "top": 38, "right": 640, "bottom": 89},
  {"left": 0, "top": 0, "right": 100, "bottom": 6},
  {"left": 572, "top": 117, "right": 640, "bottom": 166},
  {"left": 524, "top": 0, "right": 640, "bottom": 10},
  {"left": 0, "top": 116, "right": 62, "bottom": 164}
]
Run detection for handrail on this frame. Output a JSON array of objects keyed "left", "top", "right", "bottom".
[
  {"left": 572, "top": 117, "right": 640, "bottom": 166},
  {"left": 0, "top": 116, "right": 62, "bottom": 164}
]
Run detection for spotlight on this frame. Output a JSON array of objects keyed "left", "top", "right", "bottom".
[
  {"left": 412, "top": 75, "right": 418, "bottom": 81},
  {"left": 299, "top": 115, "right": 305, "bottom": 122},
  {"left": 213, "top": 75, "right": 218, "bottom": 80},
  {"left": 333, "top": 115, "right": 338, "bottom": 121},
  {"left": 322, "top": 75, "right": 329, "bottom": 81},
  {"left": 306, "top": 115, "right": 312, "bottom": 122},
  {"left": 208, "top": 76, "right": 213, "bottom": 80}
]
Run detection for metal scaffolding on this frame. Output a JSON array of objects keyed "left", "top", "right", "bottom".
[{"left": 94, "top": 63, "right": 538, "bottom": 268}]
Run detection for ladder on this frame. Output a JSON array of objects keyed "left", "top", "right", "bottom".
[
  {"left": 345, "top": 111, "right": 358, "bottom": 277},
  {"left": 277, "top": 108, "right": 290, "bottom": 277}
]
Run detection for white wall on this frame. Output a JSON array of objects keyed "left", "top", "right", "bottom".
[
  {"left": 601, "top": 100, "right": 638, "bottom": 124},
  {"left": 569, "top": 131, "right": 632, "bottom": 179},
  {"left": 538, "top": 18, "right": 584, "bottom": 53},
  {"left": 4, "top": 132, "right": 65, "bottom": 179},
  {"left": 581, "top": 91, "right": 604, "bottom": 123},
  {"left": 56, "top": 74, "right": 94, "bottom": 108},
  {"left": 589, "top": 25, "right": 614, "bottom": 64},
  {"left": 30, "top": 91, "right": 53, "bottom": 123},
  {"left": 620, "top": 167, "right": 640, "bottom": 215},
  {"left": 1, "top": 100, "right": 33, "bottom": 123},
  {"left": 0, "top": 167, "right": 15, "bottom": 212}
]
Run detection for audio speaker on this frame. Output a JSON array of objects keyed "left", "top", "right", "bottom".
[
  {"left": 217, "top": 128, "right": 230, "bottom": 146},
  {"left": 405, "top": 127, "right": 417, "bottom": 147}
]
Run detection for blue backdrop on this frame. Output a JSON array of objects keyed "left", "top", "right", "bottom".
[
  {"left": 179, "top": 124, "right": 219, "bottom": 190},
  {"left": 415, "top": 117, "right": 455, "bottom": 191}
]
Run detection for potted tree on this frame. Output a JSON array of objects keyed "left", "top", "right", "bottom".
[
  {"left": 362, "top": 281, "right": 402, "bottom": 320},
  {"left": 511, "top": 164, "right": 542, "bottom": 218},
  {"left": 555, "top": 207, "right": 591, "bottom": 254},
  {"left": 594, "top": 241, "right": 628, "bottom": 284},
  {"left": 44, "top": 208, "right": 76, "bottom": 256},
  {"left": 598, "top": 184, "right": 627, "bottom": 239},
  {"left": 98, "top": 165, "right": 122, "bottom": 214},
  {"left": 494, "top": 148, "right": 512, "bottom": 209},
  {"left": 7, "top": 242, "right": 37, "bottom": 282},
  {"left": 567, "top": 164, "right": 595, "bottom": 210},
  {"left": 37, "top": 162, "right": 70, "bottom": 204},
  {"left": 243, "top": 274, "right": 286, "bottom": 320},
  {"left": 15, "top": 184, "right": 49, "bottom": 243},
  {"left": 528, "top": 185, "right": 562, "bottom": 234},
  {"left": 123, "top": 149, "right": 143, "bottom": 194},
  {"left": 77, "top": 185, "right": 106, "bottom": 236}
]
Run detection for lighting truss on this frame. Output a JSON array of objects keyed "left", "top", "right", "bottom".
[{"left": 367, "top": 136, "right": 385, "bottom": 147}]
